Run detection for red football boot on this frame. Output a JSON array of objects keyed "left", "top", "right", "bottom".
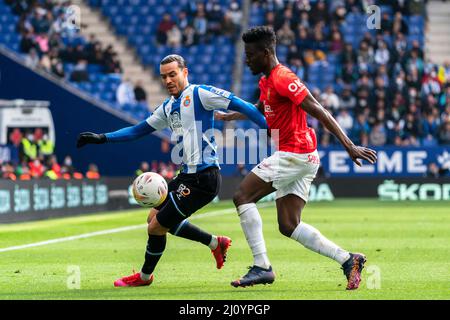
[
  {"left": 114, "top": 271, "right": 154, "bottom": 287},
  {"left": 211, "top": 236, "right": 232, "bottom": 269}
]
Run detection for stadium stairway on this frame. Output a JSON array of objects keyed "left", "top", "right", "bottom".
[
  {"left": 426, "top": 0, "right": 450, "bottom": 64},
  {"left": 72, "top": 0, "right": 166, "bottom": 109}
]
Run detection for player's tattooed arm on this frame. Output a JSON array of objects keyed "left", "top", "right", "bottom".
[{"left": 301, "top": 92, "right": 377, "bottom": 166}]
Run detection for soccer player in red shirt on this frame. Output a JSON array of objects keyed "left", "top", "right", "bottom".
[{"left": 216, "top": 26, "right": 377, "bottom": 290}]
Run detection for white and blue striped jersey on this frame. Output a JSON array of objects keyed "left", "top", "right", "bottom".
[{"left": 146, "top": 84, "right": 233, "bottom": 174}]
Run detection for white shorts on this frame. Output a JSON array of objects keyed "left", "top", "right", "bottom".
[{"left": 251, "top": 150, "right": 320, "bottom": 202}]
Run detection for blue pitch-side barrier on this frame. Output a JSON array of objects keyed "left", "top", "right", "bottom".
[
  {"left": 317, "top": 146, "right": 450, "bottom": 177},
  {"left": 219, "top": 145, "right": 450, "bottom": 177}
]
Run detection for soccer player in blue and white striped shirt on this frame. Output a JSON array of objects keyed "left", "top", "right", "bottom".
[{"left": 77, "top": 54, "right": 267, "bottom": 287}]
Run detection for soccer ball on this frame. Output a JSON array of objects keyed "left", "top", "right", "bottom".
[{"left": 132, "top": 172, "right": 168, "bottom": 208}]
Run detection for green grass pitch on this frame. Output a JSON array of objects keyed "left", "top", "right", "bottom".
[{"left": 0, "top": 200, "right": 449, "bottom": 300}]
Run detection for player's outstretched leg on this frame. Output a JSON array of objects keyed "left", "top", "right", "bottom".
[
  {"left": 170, "top": 220, "right": 232, "bottom": 269},
  {"left": 149, "top": 210, "right": 232, "bottom": 269},
  {"left": 231, "top": 173, "right": 276, "bottom": 288},
  {"left": 277, "top": 194, "right": 366, "bottom": 290},
  {"left": 211, "top": 236, "right": 232, "bottom": 269}
]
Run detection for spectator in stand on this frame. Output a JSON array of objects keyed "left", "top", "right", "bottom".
[
  {"left": 176, "top": 11, "right": 189, "bottom": 31},
  {"left": 193, "top": 9, "right": 208, "bottom": 43},
  {"left": 425, "top": 162, "right": 442, "bottom": 178},
  {"left": 310, "top": 0, "right": 329, "bottom": 25},
  {"left": 116, "top": 79, "right": 136, "bottom": 105},
  {"left": 167, "top": 25, "right": 182, "bottom": 48},
  {"left": 1, "top": 162, "right": 17, "bottom": 181},
  {"left": 157, "top": 13, "right": 175, "bottom": 45},
  {"left": 134, "top": 80, "right": 147, "bottom": 103},
  {"left": 20, "top": 131, "right": 38, "bottom": 163},
  {"left": 438, "top": 120, "right": 450, "bottom": 144},
  {"left": 374, "top": 41, "right": 390, "bottom": 66},
  {"left": 352, "top": 113, "right": 371, "bottom": 145},
  {"left": 221, "top": 11, "right": 239, "bottom": 40},
  {"left": 29, "top": 158, "right": 45, "bottom": 179},
  {"left": 288, "top": 57, "right": 305, "bottom": 80},
  {"left": 135, "top": 161, "right": 150, "bottom": 177},
  {"left": 329, "top": 31, "right": 344, "bottom": 54},
  {"left": 16, "top": 161, "right": 32, "bottom": 180},
  {"left": 336, "top": 108, "right": 353, "bottom": 134},
  {"left": 20, "top": 29, "right": 35, "bottom": 53},
  {"left": 51, "top": 60, "right": 65, "bottom": 78},
  {"left": 339, "top": 87, "right": 356, "bottom": 110},
  {"left": 9, "top": 128, "right": 23, "bottom": 148},
  {"left": 86, "top": 164, "right": 100, "bottom": 179},
  {"left": 38, "top": 134, "right": 55, "bottom": 163},
  {"left": 320, "top": 86, "right": 340, "bottom": 112},
  {"left": 182, "top": 25, "right": 196, "bottom": 46},
  {"left": 276, "top": 21, "right": 295, "bottom": 46},
  {"left": 206, "top": 1, "right": 223, "bottom": 36},
  {"left": 369, "top": 122, "right": 387, "bottom": 146},
  {"left": 227, "top": 1, "right": 242, "bottom": 38},
  {"left": 25, "top": 48, "right": 39, "bottom": 68},
  {"left": 70, "top": 59, "right": 89, "bottom": 82}
]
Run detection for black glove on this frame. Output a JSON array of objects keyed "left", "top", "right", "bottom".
[{"left": 77, "top": 132, "right": 107, "bottom": 148}]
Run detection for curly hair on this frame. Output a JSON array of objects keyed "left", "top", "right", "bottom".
[{"left": 242, "top": 26, "right": 277, "bottom": 53}]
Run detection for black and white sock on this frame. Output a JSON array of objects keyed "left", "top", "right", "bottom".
[
  {"left": 141, "top": 234, "right": 167, "bottom": 280},
  {"left": 169, "top": 220, "right": 217, "bottom": 249}
]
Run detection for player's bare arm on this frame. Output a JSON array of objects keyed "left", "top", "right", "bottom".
[
  {"left": 214, "top": 110, "right": 247, "bottom": 121},
  {"left": 301, "top": 92, "right": 377, "bottom": 166},
  {"left": 215, "top": 101, "right": 264, "bottom": 121}
]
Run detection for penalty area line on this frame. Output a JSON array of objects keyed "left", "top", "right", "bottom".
[{"left": 0, "top": 203, "right": 273, "bottom": 253}]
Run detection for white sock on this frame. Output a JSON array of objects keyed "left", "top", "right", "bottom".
[
  {"left": 208, "top": 235, "right": 218, "bottom": 250},
  {"left": 290, "top": 222, "right": 350, "bottom": 265},
  {"left": 140, "top": 272, "right": 151, "bottom": 281},
  {"left": 237, "top": 203, "right": 271, "bottom": 269}
]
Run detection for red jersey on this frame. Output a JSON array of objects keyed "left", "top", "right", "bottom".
[{"left": 259, "top": 64, "right": 317, "bottom": 154}]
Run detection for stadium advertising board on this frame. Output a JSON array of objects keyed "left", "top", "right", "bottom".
[
  {"left": 0, "top": 179, "right": 113, "bottom": 223},
  {"left": 221, "top": 177, "right": 450, "bottom": 203},
  {"left": 318, "top": 146, "right": 449, "bottom": 177}
]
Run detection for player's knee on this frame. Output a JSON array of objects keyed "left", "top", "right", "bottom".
[
  {"left": 147, "top": 217, "right": 168, "bottom": 236},
  {"left": 278, "top": 222, "right": 296, "bottom": 238},
  {"left": 147, "top": 208, "right": 158, "bottom": 224},
  {"left": 233, "top": 189, "right": 248, "bottom": 207}
]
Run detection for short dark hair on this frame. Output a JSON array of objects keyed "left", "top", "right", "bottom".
[
  {"left": 242, "top": 26, "right": 276, "bottom": 52},
  {"left": 160, "top": 54, "right": 186, "bottom": 69}
]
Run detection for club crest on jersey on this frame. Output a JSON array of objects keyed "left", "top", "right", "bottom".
[{"left": 183, "top": 96, "right": 191, "bottom": 107}]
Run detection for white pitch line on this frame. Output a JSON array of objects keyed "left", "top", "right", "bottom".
[{"left": 0, "top": 203, "right": 274, "bottom": 253}]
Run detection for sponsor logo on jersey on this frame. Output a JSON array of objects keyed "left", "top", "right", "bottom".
[
  {"left": 176, "top": 184, "right": 191, "bottom": 200},
  {"left": 288, "top": 79, "right": 306, "bottom": 96},
  {"left": 170, "top": 111, "right": 183, "bottom": 134},
  {"left": 210, "top": 87, "right": 231, "bottom": 98},
  {"left": 264, "top": 103, "right": 274, "bottom": 116}
]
